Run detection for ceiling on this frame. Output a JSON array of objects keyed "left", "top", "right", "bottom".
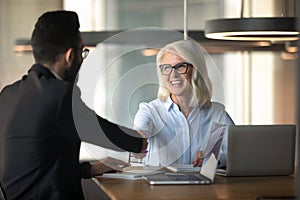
[
  {"left": 14, "top": 30, "right": 289, "bottom": 54},
  {"left": 80, "top": 30, "right": 288, "bottom": 53}
]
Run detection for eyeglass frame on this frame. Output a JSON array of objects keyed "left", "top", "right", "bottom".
[
  {"left": 159, "top": 62, "right": 192, "bottom": 76},
  {"left": 81, "top": 47, "right": 89, "bottom": 59}
]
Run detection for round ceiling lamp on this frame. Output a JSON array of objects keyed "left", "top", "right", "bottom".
[{"left": 205, "top": 17, "right": 299, "bottom": 41}]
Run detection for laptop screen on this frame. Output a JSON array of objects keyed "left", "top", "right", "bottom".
[{"left": 220, "top": 124, "right": 296, "bottom": 176}]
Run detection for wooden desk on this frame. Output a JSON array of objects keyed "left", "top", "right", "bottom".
[{"left": 93, "top": 175, "right": 296, "bottom": 200}]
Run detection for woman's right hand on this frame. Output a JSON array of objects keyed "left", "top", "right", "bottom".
[{"left": 192, "top": 151, "right": 205, "bottom": 167}]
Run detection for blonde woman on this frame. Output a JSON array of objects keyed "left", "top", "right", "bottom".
[{"left": 134, "top": 40, "right": 234, "bottom": 167}]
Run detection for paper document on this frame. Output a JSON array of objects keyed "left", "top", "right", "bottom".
[
  {"left": 200, "top": 153, "right": 217, "bottom": 181},
  {"left": 166, "top": 123, "right": 226, "bottom": 173}
]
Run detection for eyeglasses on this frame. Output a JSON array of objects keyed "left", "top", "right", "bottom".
[
  {"left": 159, "top": 62, "right": 192, "bottom": 75},
  {"left": 81, "top": 47, "right": 90, "bottom": 59}
]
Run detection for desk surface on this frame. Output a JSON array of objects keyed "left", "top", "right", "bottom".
[{"left": 93, "top": 174, "right": 296, "bottom": 200}]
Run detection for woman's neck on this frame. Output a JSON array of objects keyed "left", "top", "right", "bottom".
[{"left": 171, "top": 94, "right": 193, "bottom": 118}]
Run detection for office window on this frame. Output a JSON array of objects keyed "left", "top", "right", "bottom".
[
  {"left": 64, "top": 0, "right": 296, "bottom": 126},
  {"left": 65, "top": 0, "right": 223, "bottom": 127}
]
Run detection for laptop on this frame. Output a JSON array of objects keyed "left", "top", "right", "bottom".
[
  {"left": 143, "top": 123, "right": 226, "bottom": 185},
  {"left": 216, "top": 124, "right": 296, "bottom": 177}
]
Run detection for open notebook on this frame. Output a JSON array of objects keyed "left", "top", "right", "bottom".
[{"left": 143, "top": 123, "right": 226, "bottom": 185}]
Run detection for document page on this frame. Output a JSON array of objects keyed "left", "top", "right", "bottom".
[
  {"left": 166, "top": 123, "right": 226, "bottom": 172},
  {"left": 200, "top": 153, "right": 217, "bottom": 181}
]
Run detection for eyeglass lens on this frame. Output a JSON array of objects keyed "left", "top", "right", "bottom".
[{"left": 159, "top": 62, "right": 190, "bottom": 75}]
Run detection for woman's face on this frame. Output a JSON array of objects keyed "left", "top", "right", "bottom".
[{"left": 160, "top": 52, "right": 193, "bottom": 98}]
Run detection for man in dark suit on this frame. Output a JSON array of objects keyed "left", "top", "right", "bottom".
[{"left": 0, "top": 11, "right": 147, "bottom": 200}]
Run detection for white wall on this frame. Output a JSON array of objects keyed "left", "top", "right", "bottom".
[{"left": 0, "top": 0, "right": 62, "bottom": 90}]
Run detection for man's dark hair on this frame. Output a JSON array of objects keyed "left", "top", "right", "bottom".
[{"left": 31, "top": 10, "right": 80, "bottom": 65}]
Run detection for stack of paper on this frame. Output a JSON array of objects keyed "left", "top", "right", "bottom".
[{"left": 102, "top": 166, "right": 164, "bottom": 180}]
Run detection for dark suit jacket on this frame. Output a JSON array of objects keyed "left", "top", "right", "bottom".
[{"left": 0, "top": 64, "right": 143, "bottom": 200}]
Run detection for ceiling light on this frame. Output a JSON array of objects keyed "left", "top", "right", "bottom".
[
  {"left": 205, "top": 17, "right": 299, "bottom": 41},
  {"left": 281, "top": 52, "right": 298, "bottom": 60},
  {"left": 13, "top": 31, "right": 287, "bottom": 54},
  {"left": 142, "top": 48, "right": 159, "bottom": 56},
  {"left": 285, "top": 41, "right": 298, "bottom": 53},
  {"left": 13, "top": 39, "right": 32, "bottom": 52}
]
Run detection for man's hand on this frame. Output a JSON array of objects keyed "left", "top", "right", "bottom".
[
  {"left": 138, "top": 130, "right": 148, "bottom": 155},
  {"left": 133, "top": 131, "right": 148, "bottom": 159},
  {"left": 90, "top": 157, "right": 129, "bottom": 176},
  {"left": 131, "top": 151, "right": 147, "bottom": 159}
]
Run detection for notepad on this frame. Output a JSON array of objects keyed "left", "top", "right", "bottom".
[
  {"left": 166, "top": 164, "right": 201, "bottom": 173},
  {"left": 102, "top": 167, "right": 164, "bottom": 180},
  {"left": 102, "top": 172, "right": 145, "bottom": 180}
]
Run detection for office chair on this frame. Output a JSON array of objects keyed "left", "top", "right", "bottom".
[{"left": 0, "top": 182, "right": 6, "bottom": 200}]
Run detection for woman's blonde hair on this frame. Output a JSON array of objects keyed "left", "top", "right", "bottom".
[{"left": 156, "top": 40, "right": 212, "bottom": 107}]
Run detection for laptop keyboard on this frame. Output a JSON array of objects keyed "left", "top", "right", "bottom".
[
  {"left": 144, "top": 173, "right": 203, "bottom": 181},
  {"left": 143, "top": 173, "right": 212, "bottom": 185},
  {"left": 166, "top": 174, "right": 203, "bottom": 181}
]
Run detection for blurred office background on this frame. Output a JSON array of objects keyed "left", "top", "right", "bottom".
[{"left": 0, "top": 0, "right": 297, "bottom": 126}]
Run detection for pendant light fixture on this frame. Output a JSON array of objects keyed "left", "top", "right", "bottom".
[
  {"left": 183, "top": 0, "right": 188, "bottom": 40},
  {"left": 204, "top": 0, "right": 299, "bottom": 41}
]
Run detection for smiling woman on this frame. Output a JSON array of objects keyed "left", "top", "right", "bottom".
[
  {"left": 133, "top": 39, "right": 234, "bottom": 167},
  {"left": 159, "top": 53, "right": 195, "bottom": 114},
  {"left": 156, "top": 40, "right": 213, "bottom": 108}
]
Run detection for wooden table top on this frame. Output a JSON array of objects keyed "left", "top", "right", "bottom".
[{"left": 93, "top": 174, "right": 297, "bottom": 200}]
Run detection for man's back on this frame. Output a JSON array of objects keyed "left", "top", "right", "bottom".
[{"left": 0, "top": 64, "right": 84, "bottom": 200}]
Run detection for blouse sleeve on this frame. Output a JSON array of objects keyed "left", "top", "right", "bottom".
[{"left": 133, "top": 102, "right": 154, "bottom": 137}]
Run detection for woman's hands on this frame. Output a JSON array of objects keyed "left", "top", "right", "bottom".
[{"left": 192, "top": 151, "right": 205, "bottom": 167}]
